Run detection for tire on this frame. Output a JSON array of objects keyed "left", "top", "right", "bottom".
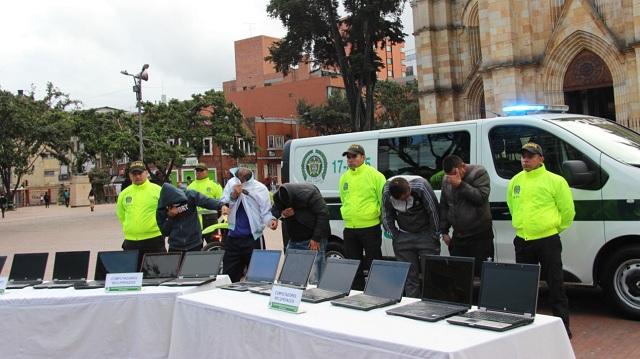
[
  {"left": 325, "top": 241, "right": 345, "bottom": 259},
  {"left": 602, "top": 245, "right": 640, "bottom": 319}
]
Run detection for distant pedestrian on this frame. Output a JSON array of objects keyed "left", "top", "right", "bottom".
[
  {"left": 44, "top": 193, "right": 50, "bottom": 208},
  {"left": 88, "top": 189, "right": 96, "bottom": 212},
  {"left": 40, "top": 194, "right": 44, "bottom": 205},
  {"left": 63, "top": 189, "right": 70, "bottom": 208},
  {"left": 0, "top": 193, "right": 7, "bottom": 219}
]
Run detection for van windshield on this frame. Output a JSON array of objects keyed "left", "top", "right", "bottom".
[{"left": 550, "top": 117, "right": 640, "bottom": 165}]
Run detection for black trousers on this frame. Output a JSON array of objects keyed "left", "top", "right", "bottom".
[
  {"left": 394, "top": 247, "right": 439, "bottom": 298},
  {"left": 223, "top": 235, "right": 265, "bottom": 282},
  {"left": 449, "top": 227, "right": 495, "bottom": 277},
  {"left": 344, "top": 225, "right": 382, "bottom": 291},
  {"left": 514, "top": 234, "right": 570, "bottom": 331},
  {"left": 122, "top": 235, "right": 167, "bottom": 270}
]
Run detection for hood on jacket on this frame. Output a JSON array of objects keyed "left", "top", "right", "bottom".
[
  {"left": 274, "top": 185, "right": 290, "bottom": 208},
  {"left": 158, "top": 183, "right": 188, "bottom": 209}
]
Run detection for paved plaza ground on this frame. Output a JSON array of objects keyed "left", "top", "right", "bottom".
[{"left": 1, "top": 203, "right": 640, "bottom": 358}]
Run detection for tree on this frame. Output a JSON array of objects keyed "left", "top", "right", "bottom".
[
  {"left": 297, "top": 94, "right": 352, "bottom": 135},
  {"left": 267, "top": 0, "right": 406, "bottom": 132},
  {"left": 0, "top": 84, "right": 78, "bottom": 203},
  {"left": 374, "top": 80, "right": 420, "bottom": 128}
]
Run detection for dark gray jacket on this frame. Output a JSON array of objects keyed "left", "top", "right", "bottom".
[
  {"left": 271, "top": 183, "right": 330, "bottom": 243},
  {"left": 156, "top": 183, "right": 221, "bottom": 250},
  {"left": 382, "top": 176, "right": 440, "bottom": 252},
  {"left": 440, "top": 164, "right": 492, "bottom": 238}
]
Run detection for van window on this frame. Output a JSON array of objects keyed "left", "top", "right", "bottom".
[
  {"left": 489, "top": 125, "right": 607, "bottom": 189},
  {"left": 378, "top": 131, "right": 471, "bottom": 190}
]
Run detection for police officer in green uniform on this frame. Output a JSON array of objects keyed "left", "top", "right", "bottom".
[
  {"left": 507, "top": 142, "right": 575, "bottom": 338},
  {"left": 188, "top": 163, "right": 223, "bottom": 242},
  {"left": 116, "top": 161, "right": 166, "bottom": 267},
  {"left": 339, "top": 144, "right": 387, "bottom": 290}
]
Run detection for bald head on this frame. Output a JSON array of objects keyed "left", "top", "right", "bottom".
[{"left": 236, "top": 167, "right": 253, "bottom": 183}]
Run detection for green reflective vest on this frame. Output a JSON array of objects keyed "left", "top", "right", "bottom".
[
  {"left": 116, "top": 180, "right": 162, "bottom": 240},
  {"left": 339, "top": 163, "right": 386, "bottom": 229}
]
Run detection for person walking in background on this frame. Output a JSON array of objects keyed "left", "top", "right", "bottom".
[
  {"left": 116, "top": 161, "right": 166, "bottom": 267},
  {"left": 507, "top": 142, "right": 575, "bottom": 338},
  {"left": 440, "top": 155, "right": 494, "bottom": 276},
  {"left": 40, "top": 194, "right": 44, "bottom": 205},
  {"left": 382, "top": 176, "right": 440, "bottom": 298},
  {"left": 63, "top": 189, "right": 70, "bottom": 207},
  {"left": 339, "top": 144, "right": 386, "bottom": 290},
  {"left": 88, "top": 189, "right": 96, "bottom": 212},
  {"left": 43, "top": 193, "right": 50, "bottom": 208},
  {"left": 270, "top": 183, "right": 330, "bottom": 284},
  {"left": 0, "top": 193, "right": 7, "bottom": 219},
  {"left": 220, "top": 167, "right": 272, "bottom": 282}
]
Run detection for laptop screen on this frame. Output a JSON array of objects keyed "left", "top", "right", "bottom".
[
  {"left": 364, "top": 260, "right": 410, "bottom": 299},
  {"left": 0, "top": 256, "right": 6, "bottom": 273},
  {"left": 10, "top": 253, "right": 48, "bottom": 281},
  {"left": 141, "top": 253, "right": 182, "bottom": 278},
  {"left": 52, "top": 251, "right": 90, "bottom": 280},
  {"left": 245, "top": 250, "right": 281, "bottom": 283},
  {"left": 179, "top": 252, "right": 223, "bottom": 277},
  {"left": 95, "top": 250, "right": 139, "bottom": 280},
  {"left": 423, "top": 255, "right": 474, "bottom": 306},
  {"left": 278, "top": 249, "right": 316, "bottom": 286},
  {"left": 318, "top": 258, "right": 360, "bottom": 293},
  {"left": 479, "top": 262, "right": 541, "bottom": 315}
]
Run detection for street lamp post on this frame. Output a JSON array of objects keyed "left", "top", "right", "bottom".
[{"left": 120, "top": 64, "right": 149, "bottom": 161}]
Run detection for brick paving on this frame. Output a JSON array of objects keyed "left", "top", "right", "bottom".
[{"left": 1, "top": 204, "right": 639, "bottom": 358}]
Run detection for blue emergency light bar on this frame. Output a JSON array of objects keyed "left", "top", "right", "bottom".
[{"left": 502, "top": 104, "right": 569, "bottom": 116}]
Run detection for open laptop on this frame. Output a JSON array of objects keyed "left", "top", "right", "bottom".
[
  {"left": 249, "top": 249, "right": 316, "bottom": 295},
  {"left": 7, "top": 253, "right": 49, "bottom": 289},
  {"left": 0, "top": 256, "right": 6, "bottom": 273},
  {"left": 331, "top": 260, "right": 410, "bottom": 311},
  {"left": 219, "top": 250, "right": 282, "bottom": 291},
  {"left": 386, "top": 255, "right": 474, "bottom": 321},
  {"left": 140, "top": 252, "right": 183, "bottom": 286},
  {"left": 74, "top": 250, "right": 139, "bottom": 289},
  {"left": 34, "top": 251, "right": 90, "bottom": 289},
  {"left": 447, "top": 262, "right": 541, "bottom": 331},
  {"left": 302, "top": 258, "right": 360, "bottom": 303},
  {"left": 162, "top": 251, "right": 224, "bottom": 287}
]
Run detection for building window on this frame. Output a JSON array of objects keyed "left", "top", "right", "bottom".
[
  {"left": 203, "top": 137, "right": 213, "bottom": 155},
  {"left": 267, "top": 135, "right": 285, "bottom": 149},
  {"left": 327, "top": 86, "right": 346, "bottom": 99},
  {"left": 386, "top": 45, "right": 392, "bottom": 52},
  {"left": 44, "top": 170, "right": 55, "bottom": 177},
  {"left": 238, "top": 138, "right": 255, "bottom": 155},
  {"left": 387, "top": 58, "right": 392, "bottom": 65},
  {"left": 387, "top": 69, "right": 393, "bottom": 77}
]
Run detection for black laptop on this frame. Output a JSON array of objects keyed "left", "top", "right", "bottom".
[
  {"left": 447, "top": 262, "right": 541, "bottom": 331},
  {"left": 0, "top": 256, "right": 6, "bottom": 273},
  {"left": 34, "top": 251, "right": 90, "bottom": 289},
  {"left": 219, "top": 250, "right": 282, "bottom": 291},
  {"left": 250, "top": 249, "right": 316, "bottom": 295},
  {"left": 302, "top": 258, "right": 360, "bottom": 303},
  {"left": 162, "top": 251, "right": 224, "bottom": 286},
  {"left": 7, "top": 252, "right": 49, "bottom": 289},
  {"left": 74, "top": 250, "right": 139, "bottom": 289},
  {"left": 140, "top": 252, "right": 183, "bottom": 286},
  {"left": 331, "top": 260, "right": 410, "bottom": 311},
  {"left": 386, "top": 255, "right": 474, "bottom": 321}
]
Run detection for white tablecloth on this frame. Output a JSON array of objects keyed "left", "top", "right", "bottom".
[
  {"left": 0, "top": 276, "right": 230, "bottom": 359},
  {"left": 169, "top": 289, "right": 575, "bottom": 359}
]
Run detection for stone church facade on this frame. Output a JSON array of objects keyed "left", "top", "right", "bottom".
[{"left": 412, "top": 0, "right": 640, "bottom": 130}]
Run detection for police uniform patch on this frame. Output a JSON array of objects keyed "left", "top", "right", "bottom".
[
  {"left": 206, "top": 187, "right": 212, "bottom": 193},
  {"left": 125, "top": 196, "right": 132, "bottom": 204},
  {"left": 514, "top": 185, "right": 520, "bottom": 194},
  {"left": 343, "top": 182, "right": 349, "bottom": 191}
]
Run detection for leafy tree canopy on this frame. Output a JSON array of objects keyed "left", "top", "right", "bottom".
[{"left": 374, "top": 80, "right": 420, "bottom": 128}]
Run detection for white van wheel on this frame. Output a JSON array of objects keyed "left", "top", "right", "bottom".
[{"left": 603, "top": 246, "right": 640, "bottom": 319}]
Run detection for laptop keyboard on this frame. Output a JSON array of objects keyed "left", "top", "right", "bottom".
[
  {"left": 340, "top": 294, "right": 390, "bottom": 306},
  {"left": 463, "top": 311, "right": 526, "bottom": 324}
]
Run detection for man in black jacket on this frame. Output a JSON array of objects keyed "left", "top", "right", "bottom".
[
  {"left": 270, "top": 183, "right": 330, "bottom": 283},
  {"left": 156, "top": 183, "right": 222, "bottom": 253},
  {"left": 440, "top": 155, "right": 494, "bottom": 275}
]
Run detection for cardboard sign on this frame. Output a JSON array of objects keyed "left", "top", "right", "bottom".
[
  {"left": 268, "top": 284, "right": 304, "bottom": 314},
  {"left": 105, "top": 273, "right": 143, "bottom": 292}
]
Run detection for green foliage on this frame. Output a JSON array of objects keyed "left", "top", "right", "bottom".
[
  {"left": 374, "top": 80, "right": 420, "bottom": 128},
  {"left": 297, "top": 94, "right": 352, "bottom": 135},
  {"left": 0, "top": 84, "right": 78, "bottom": 200},
  {"left": 267, "top": 0, "right": 408, "bottom": 132}
]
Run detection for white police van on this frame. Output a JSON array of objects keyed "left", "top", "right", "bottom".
[{"left": 282, "top": 105, "right": 640, "bottom": 318}]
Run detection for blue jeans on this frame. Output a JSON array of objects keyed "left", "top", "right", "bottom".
[{"left": 286, "top": 239, "right": 326, "bottom": 285}]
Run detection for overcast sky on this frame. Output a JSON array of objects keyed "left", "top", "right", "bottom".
[{"left": 0, "top": 0, "right": 414, "bottom": 112}]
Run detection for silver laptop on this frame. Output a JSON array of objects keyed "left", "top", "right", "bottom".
[
  {"left": 219, "top": 250, "right": 282, "bottom": 291},
  {"left": 250, "top": 249, "right": 316, "bottom": 295},
  {"left": 75, "top": 250, "right": 139, "bottom": 289},
  {"left": 302, "top": 258, "right": 360, "bottom": 303},
  {"left": 162, "top": 251, "right": 224, "bottom": 286},
  {"left": 141, "top": 252, "right": 183, "bottom": 286},
  {"left": 34, "top": 251, "right": 90, "bottom": 289},
  {"left": 331, "top": 260, "right": 410, "bottom": 311},
  {"left": 7, "top": 253, "right": 49, "bottom": 289},
  {"left": 447, "top": 262, "right": 541, "bottom": 331},
  {"left": 387, "top": 255, "right": 474, "bottom": 321}
]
